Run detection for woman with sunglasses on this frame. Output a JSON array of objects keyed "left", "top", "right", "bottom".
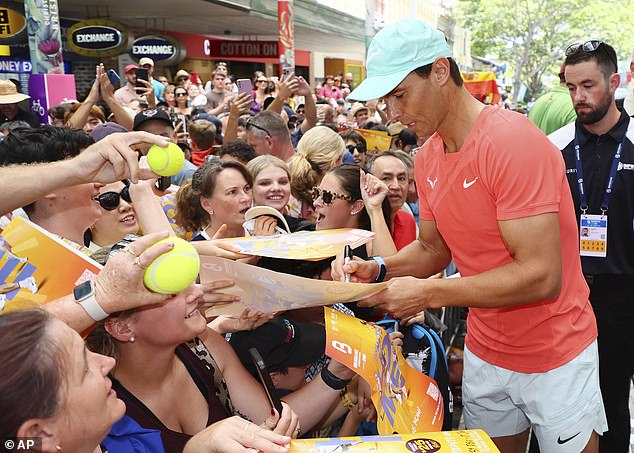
[
  {"left": 172, "top": 86, "right": 192, "bottom": 119},
  {"left": 339, "top": 130, "right": 368, "bottom": 167},
  {"left": 85, "top": 181, "right": 139, "bottom": 258},
  {"left": 0, "top": 309, "right": 293, "bottom": 453},
  {"left": 313, "top": 164, "right": 395, "bottom": 256},
  {"left": 251, "top": 71, "right": 270, "bottom": 114}
]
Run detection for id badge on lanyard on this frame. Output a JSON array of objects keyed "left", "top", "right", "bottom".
[
  {"left": 574, "top": 136, "right": 623, "bottom": 259},
  {"left": 579, "top": 214, "right": 607, "bottom": 257}
]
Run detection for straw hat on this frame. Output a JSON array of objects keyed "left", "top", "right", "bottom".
[{"left": 0, "top": 80, "right": 30, "bottom": 104}]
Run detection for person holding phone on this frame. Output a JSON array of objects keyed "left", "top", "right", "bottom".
[
  {"left": 138, "top": 57, "right": 165, "bottom": 102},
  {"left": 114, "top": 65, "right": 145, "bottom": 108},
  {"left": 67, "top": 64, "right": 134, "bottom": 131}
]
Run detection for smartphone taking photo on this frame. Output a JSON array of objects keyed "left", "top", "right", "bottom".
[
  {"left": 135, "top": 68, "right": 149, "bottom": 89},
  {"left": 236, "top": 78, "right": 253, "bottom": 96},
  {"left": 249, "top": 347, "right": 283, "bottom": 415}
]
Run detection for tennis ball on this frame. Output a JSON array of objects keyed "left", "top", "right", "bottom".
[
  {"left": 143, "top": 237, "right": 200, "bottom": 294},
  {"left": 147, "top": 142, "right": 185, "bottom": 177}
]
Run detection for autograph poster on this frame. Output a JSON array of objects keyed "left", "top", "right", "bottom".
[
  {"left": 200, "top": 256, "right": 387, "bottom": 316},
  {"left": 214, "top": 228, "right": 374, "bottom": 261},
  {"left": 0, "top": 217, "right": 101, "bottom": 313},
  {"left": 324, "top": 308, "right": 444, "bottom": 434},
  {"left": 290, "top": 430, "right": 499, "bottom": 452}
]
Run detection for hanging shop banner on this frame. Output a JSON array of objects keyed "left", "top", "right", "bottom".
[
  {"left": 277, "top": 0, "right": 295, "bottom": 74},
  {"left": 0, "top": 4, "right": 27, "bottom": 41},
  {"left": 131, "top": 34, "right": 185, "bottom": 66},
  {"left": 24, "top": 0, "right": 64, "bottom": 74},
  {"left": 67, "top": 19, "right": 130, "bottom": 57}
]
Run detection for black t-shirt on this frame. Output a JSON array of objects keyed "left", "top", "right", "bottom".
[{"left": 552, "top": 110, "right": 634, "bottom": 275}]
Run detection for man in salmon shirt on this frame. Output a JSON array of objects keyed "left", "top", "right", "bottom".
[{"left": 338, "top": 19, "right": 606, "bottom": 453}]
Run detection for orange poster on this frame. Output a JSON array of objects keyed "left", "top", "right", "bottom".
[
  {"left": 291, "top": 430, "right": 500, "bottom": 452},
  {"left": 0, "top": 217, "right": 101, "bottom": 314},
  {"left": 324, "top": 307, "right": 444, "bottom": 434}
]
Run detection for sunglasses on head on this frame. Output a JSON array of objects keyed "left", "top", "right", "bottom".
[
  {"left": 246, "top": 119, "right": 271, "bottom": 137},
  {"left": 565, "top": 40, "right": 617, "bottom": 69},
  {"left": 346, "top": 143, "right": 366, "bottom": 153},
  {"left": 96, "top": 182, "right": 131, "bottom": 211},
  {"left": 311, "top": 187, "right": 353, "bottom": 205}
]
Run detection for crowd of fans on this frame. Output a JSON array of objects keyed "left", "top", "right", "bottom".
[{"left": 0, "top": 20, "right": 633, "bottom": 453}]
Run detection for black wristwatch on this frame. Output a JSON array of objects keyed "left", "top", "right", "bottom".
[{"left": 369, "top": 256, "right": 387, "bottom": 283}]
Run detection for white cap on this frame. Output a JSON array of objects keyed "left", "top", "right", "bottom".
[{"left": 242, "top": 206, "right": 291, "bottom": 236}]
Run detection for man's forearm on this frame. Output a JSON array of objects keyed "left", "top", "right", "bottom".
[
  {"left": 104, "top": 96, "right": 133, "bottom": 130},
  {"left": 0, "top": 160, "right": 82, "bottom": 215},
  {"left": 384, "top": 237, "right": 449, "bottom": 280},
  {"left": 419, "top": 257, "right": 560, "bottom": 310}
]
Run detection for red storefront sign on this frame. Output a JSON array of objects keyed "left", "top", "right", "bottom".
[{"left": 164, "top": 31, "right": 309, "bottom": 66}]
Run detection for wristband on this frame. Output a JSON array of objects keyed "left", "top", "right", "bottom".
[
  {"left": 321, "top": 367, "right": 351, "bottom": 390},
  {"left": 369, "top": 256, "right": 387, "bottom": 283}
]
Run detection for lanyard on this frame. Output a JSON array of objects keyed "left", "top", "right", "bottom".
[{"left": 573, "top": 134, "right": 623, "bottom": 214}]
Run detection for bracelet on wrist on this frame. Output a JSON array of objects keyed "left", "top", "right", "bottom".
[{"left": 321, "top": 367, "right": 351, "bottom": 390}]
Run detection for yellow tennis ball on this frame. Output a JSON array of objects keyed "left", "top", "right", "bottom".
[
  {"left": 143, "top": 237, "right": 200, "bottom": 294},
  {"left": 147, "top": 142, "right": 185, "bottom": 177}
]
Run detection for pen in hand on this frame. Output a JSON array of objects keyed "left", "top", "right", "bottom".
[{"left": 344, "top": 245, "right": 353, "bottom": 282}]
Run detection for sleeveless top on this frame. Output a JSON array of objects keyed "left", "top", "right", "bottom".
[{"left": 111, "top": 344, "right": 227, "bottom": 453}]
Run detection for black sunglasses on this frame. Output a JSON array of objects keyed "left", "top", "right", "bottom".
[
  {"left": 96, "top": 182, "right": 131, "bottom": 211},
  {"left": 346, "top": 143, "right": 366, "bottom": 154},
  {"left": 311, "top": 187, "right": 353, "bottom": 205},
  {"left": 175, "top": 92, "right": 187, "bottom": 97},
  {"left": 246, "top": 119, "right": 271, "bottom": 137},
  {"left": 565, "top": 40, "right": 617, "bottom": 69}
]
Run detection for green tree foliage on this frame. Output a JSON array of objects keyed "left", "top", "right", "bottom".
[{"left": 455, "top": 0, "right": 634, "bottom": 99}]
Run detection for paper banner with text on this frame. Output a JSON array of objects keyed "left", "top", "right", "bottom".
[
  {"left": 214, "top": 228, "right": 374, "bottom": 260},
  {"left": 200, "top": 256, "right": 387, "bottom": 316},
  {"left": 290, "top": 430, "right": 499, "bottom": 453},
  {"left": 0, "top": 217, "right": 101, "bottom": 314},
  {"left": 324, "top": 307, "right": 444, "bottom": 434}
]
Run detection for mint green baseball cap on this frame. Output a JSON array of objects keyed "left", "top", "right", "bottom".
[{"left": 348, "top": 19, "right": 452, "bottom": 101}]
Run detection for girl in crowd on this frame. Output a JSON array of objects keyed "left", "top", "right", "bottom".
[
  {"left": 85, "top": 180, "right": 139, "bottom": 258},
  {"left": 287, "top": 126, "right": 345, "bottom": 222},
  {"left": 86, "top": 280, "right": 356, "bottom": 451},
  {"left": 0, "top": 309, "right": 292, "bottom": 453},
  {"left": 339, "top": 129, "right": 368, "bottom": 168},
  {"left": 176, "top": 159, "right": 253, "bottom": 239},
  {"left": 247, "top": 155, "right": 314, "bottom": 233}
]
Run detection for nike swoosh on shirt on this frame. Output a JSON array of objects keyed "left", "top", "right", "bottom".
[
  {"left": 463, "top": 177, "right": 478, "bottom": 189},
  {"left": 557, "top": 432, "right": 580, "bottom": 444}
]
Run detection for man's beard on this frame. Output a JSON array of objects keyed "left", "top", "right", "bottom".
[{"left": 575, "top": 90, "right": 612, "bottom": 125}]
